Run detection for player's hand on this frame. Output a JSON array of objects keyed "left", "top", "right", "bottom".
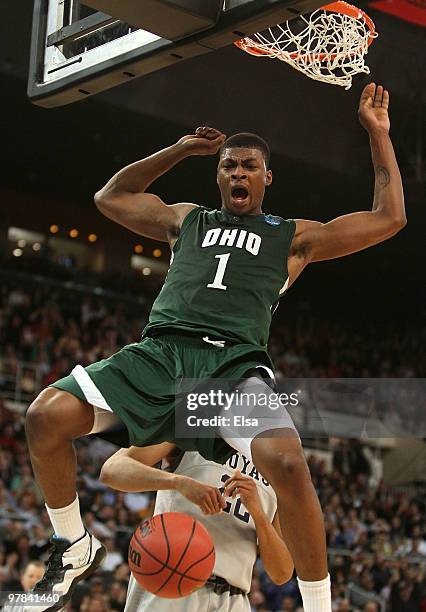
[
  {"left": 223, "top": 470, "right": 263, "bottom": 519},
  {"left": 175, "top": 474, "right": 226, "bottom": 514},
  {"left": 358, "top": 83, "right": 390, "bottom": 136},
  {"left": 177, "top": 127, "right": 226, "bottom": 157}
]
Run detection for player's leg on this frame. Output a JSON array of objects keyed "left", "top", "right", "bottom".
[
  {"left": 251, "top": 431, "right": 327, "bottom": 579},
  {"left": 24, "top": 338, "right": 178, "bottom": 611},
  {"left": 220, "top": 373, "right": 331, "bottom": 612},
  {"left": 26, "top": 387, "right": 95, "bottom": 508},
  {"left": 250, "top": 433, "right": 330, "bottom": 607},
  {"left": 24, "top": 387, "right": 107, "bottom": 611},
  {"left": 27, "top": 337, "right": 177, "bottom": 515}
]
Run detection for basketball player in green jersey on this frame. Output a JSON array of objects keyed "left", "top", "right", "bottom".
[{"left": 25, "top": 83, "right": 406, "bottom": 612}]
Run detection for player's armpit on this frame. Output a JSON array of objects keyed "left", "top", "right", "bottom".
[
  {"left": 94, "top": 190, "right": 198, "bottom": 242},
  {"left": 292, "top": 211, "right": 406, "bottom": 264}
]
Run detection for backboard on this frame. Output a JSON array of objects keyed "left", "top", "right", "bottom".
[{"left": 28, "top": 0, "right": 325, "bottom": 108}]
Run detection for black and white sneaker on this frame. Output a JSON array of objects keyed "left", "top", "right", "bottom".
[{"left": 24, "top": 531, "right": 106, "bottom": 612}]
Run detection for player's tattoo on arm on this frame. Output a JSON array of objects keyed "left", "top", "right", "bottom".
[{"left": 376, "top": 166, "right": 390, "bottom": 188}]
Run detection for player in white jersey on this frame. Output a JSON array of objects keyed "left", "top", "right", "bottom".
[{"left": 100, "top": 444, "right": 294, "bottom": 612}]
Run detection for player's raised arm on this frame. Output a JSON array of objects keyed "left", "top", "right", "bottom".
[
  {"left": 100, "top": 446, "right": 226, "bottom": 515},
  {"left": 289, "top": 84, "right": 406, "bottom": 267},
  {"left": 94, "top": 127, "right": 226, "bottom": 242},
  {"left": 224, "top": 471, "right": 294, "bottom": 585}
]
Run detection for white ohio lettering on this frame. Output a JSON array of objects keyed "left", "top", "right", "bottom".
[{"left": 202, "top": 228, "right": 261, "bottom": 256}]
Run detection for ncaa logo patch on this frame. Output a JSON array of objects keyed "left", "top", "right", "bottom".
[{"left": 264, "top": 215, "right": 281, "bottom": 226}]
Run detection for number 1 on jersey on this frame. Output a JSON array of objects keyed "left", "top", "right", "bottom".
[{"left": 207, "top": 253, "right": 230, "bottom": 291}]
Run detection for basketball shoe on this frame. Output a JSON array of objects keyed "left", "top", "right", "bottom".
[{"left": 24, "top": 530, "right": 106, "bottom": 611}]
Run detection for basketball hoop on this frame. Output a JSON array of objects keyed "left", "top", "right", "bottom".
[{"left": 234, "top": 1, "right": 377, "bottom": 90}]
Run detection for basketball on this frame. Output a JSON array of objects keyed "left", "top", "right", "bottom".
[{"left": 128, "top": 512, "right": 215, "bottom": 598}]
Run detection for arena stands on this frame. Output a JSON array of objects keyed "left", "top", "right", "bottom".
[{"left": 0, "top": 269, "right": 425, "bottom": 611}]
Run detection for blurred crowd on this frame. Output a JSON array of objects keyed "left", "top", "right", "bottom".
[
  {"left": 1, "top": 274, "right": 424, "bottom": 436},
  {"left": 1, "top": 403, "right": 425, "bottom": 611},
  {"left": 0, "top": 279, "right": 148, "bottom": 400},
  {"left": 1, "top": 276, "right": 425, "bottom": 392},
  {"left": 0, "top": 274, "right": 425, "bottom": 611},
  {"left": 268, "top": 315, "right": 425, "bottom": 380}
]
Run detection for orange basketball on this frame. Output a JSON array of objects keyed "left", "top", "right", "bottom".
[{"left": 128, "top": 512, "right": 215, "bottom": 598}]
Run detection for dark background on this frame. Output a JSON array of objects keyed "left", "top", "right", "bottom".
[{"left": 1, "top": 1, "right": 425, "bottom": 331}]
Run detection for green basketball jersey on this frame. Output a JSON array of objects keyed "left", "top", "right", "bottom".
[{"left": 143, "top": 207, "right": 296, "bottom": 348}]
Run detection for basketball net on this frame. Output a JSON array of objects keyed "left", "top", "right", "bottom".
[{"left": 234, "top": 1, "right": 377, "bottom": 90}]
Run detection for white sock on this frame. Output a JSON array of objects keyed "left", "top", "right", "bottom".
[
  {"left": 46, "top": 495, "right": 86, "bottom": 543},
  {"left": 297, "top": 573, "right": 331, "bottom": 612}
]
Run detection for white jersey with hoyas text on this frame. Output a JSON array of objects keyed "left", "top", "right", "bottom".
[{"left": 154, "top": 450, "right": 277, "bottom": 593}]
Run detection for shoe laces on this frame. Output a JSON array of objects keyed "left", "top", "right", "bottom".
[{"left": 33, "top": 537, "right": 71, "bottom": 592}]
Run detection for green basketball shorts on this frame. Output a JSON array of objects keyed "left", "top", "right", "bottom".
[{"left": 51, "top": 333, "right": 275, "bottom": 463}]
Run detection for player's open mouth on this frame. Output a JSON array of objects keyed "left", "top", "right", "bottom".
[{"left": 231, "top": 186, "right": 249, "bottom": 203}]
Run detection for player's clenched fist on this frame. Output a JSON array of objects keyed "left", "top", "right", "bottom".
[
  {"left": 175, "top": 474, "right": 226, "bottom": 514},
  {"left": 177, "top": 126, "right": 226, "bottom": 156}
]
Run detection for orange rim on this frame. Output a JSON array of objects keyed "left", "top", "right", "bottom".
[
  {"left": 323, "top": 1, "right": 376, "bottom": 45},
  {"left": 234, "top": 40, "right": 271, "bottom": 56},
  {"left": 234, "top": 0, "right": 376, "bottom": 62}
]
